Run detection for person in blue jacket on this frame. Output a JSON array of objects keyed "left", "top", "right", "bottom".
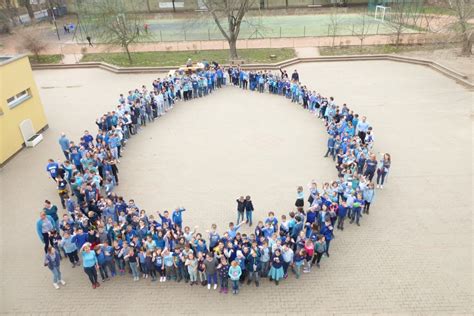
[
  {"left": 44, "top": 246, "right": 66, "bottom": 289},
  {"left": 336, "top": 200, "right": 348, "bottom": 231},
  {"left": 37, "top": 212, "right": 56, "bottom": 253},
  {"left": 58, "top": 133, "right": 70, "bottom": 160},
  {"left": 320, "top": 219, "right": 334, "bottom": 257},
  {"left": 172, "top": 207, "right": 186, "bottom": 229}
]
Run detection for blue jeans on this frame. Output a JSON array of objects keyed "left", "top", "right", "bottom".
[
  {"left": 207, "top": 272, "right": 217, "bottom": 285},
  {"left": 129, "top": 262, "right": 139, "bottom": 278},
  {"left": 51, "top": 266, "right": 61, "bottom": 283},
  {"left": 231, "top": 279, "right": 239, "bottom": 291},
  {"left": 245, "top": 211, "right": 253, "bottom": 225},
  {"left": 237, "top": 212, "right": 244, "bottom": 223},
  {"left": 351, "top": 208, "right": 361, "bottom": 224}
]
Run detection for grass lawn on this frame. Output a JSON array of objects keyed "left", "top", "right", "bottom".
[
  {"left": 320, "top": 44, "right": 454, "bottom": 56},
  {"left": 81, "top": 48, "right": 296, "bottom": 67},
  {"left": 28, "top": 54, "right": 63, "bottom": 64}
]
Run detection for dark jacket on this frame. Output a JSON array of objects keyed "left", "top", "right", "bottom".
[
  {"left": 236, "top": 199, "right": 245, "bottom": 213},
  {"left": 244, "top": 200, "right": 254, "bottom": 212},
  {"left": 245, "top": 254, "right": 261, "bottom": 272}
]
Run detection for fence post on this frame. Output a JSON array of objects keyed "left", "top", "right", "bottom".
[
  {"left": 184, "top": 30, "right": 187, "bottom": 41},
  {"left": 208, "top": 28, "right": 210, "bottom": 40},
  {"left": 303, "top": 26, "right": 306, "bottom": 37},
  {"left": 160, "top": 30, "right": 162, "bottom": 42}
]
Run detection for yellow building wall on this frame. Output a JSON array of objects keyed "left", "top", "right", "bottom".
[{"left": 0, "top": 55, "right": 48, "bottom": 165}]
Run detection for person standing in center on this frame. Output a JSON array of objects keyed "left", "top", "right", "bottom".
[
  {"left": 244, "top": 195, "right": 254, "bottom": 226},
  {"left": 236, "top": 196, "right": 245, "bottom": 224},
  {"left": 80, "top": 243, "right": 100, "bottom": 289}
]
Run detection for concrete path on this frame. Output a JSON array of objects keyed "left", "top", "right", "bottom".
[
  {"left": 61, "top": 53, "right": 82, "bottom": 64},
  {"left": 295, "top": 46, "right": 320, "bottom": 57},
  {"left": 0, "top": 61, "right": 471, "bottom": 314}
]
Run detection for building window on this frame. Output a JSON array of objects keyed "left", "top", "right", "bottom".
[{"left": 7, "top": 88, "right": 32, "bottom": 109}]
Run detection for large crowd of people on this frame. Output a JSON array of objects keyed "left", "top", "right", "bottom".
[{"left": 38, "top": 63, "right": 391, "bottom": 293}]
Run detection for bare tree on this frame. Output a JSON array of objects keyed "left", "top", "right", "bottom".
[
  {"left": 21, "top": 32, "right": 48, "bottom": 61},
  {"left": 328, "top": 5, "right": 341, "bottom": 47},
  {"left": 353, "top": 12, "right": 371, "bottom": 52},
  {"left": 444, "top": 0, "right": 473, "bottom": 55},
  {"left": 387, "top": 0, "right": 424, "bottom": 48},
  {"left": 203, "top": 0, "right": 255, "bottom": 60},
  {"left": 0, "top": 0, "right": 18, "bottom": 32},
  {"left": 76, "top": 0, "right": 149, "bottom": 64}
]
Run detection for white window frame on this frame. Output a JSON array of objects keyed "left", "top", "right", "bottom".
[{"left": 7, "top": 88, "right": 32, "bottom": 109}]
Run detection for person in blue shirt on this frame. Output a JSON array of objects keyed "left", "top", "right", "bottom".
[
  {"left": 363, "top": 182, "right": 375, "bottom": 214},
  {"left": 94, "top": 245, "right": 110, "bottom": 282},
  {"left": 324, "top": 135, "right": 336, "bottom": 160},
  {"left": 58, "top": 133, "right": 70, "bottom": 159},
  {"left": 46, "top": 159, "right": 59, "bottom": 181},
  {"left": 227, "top": 221, "right": 244, "bottom": 240},
  {"left": 36, "top": 212, "right": 56, "bottom": 253},
  {"left": 320, "top": 219, "right": 334, "bottom": 257},
  {"left": 172, "top": 207, "right": 186, "bottom": 229},
  {"left": 80, "top": 243, "right": 100, "bottom": 288},
  {"left": 337, "top": 201, "right": 348, "bottom": 231}
]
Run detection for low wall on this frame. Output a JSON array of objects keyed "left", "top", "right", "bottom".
[{"left": 31, "top": 55, "right": 473, "bottom": 88}]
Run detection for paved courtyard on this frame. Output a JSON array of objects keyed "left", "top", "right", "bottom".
[{"left": 0, "top": 61, "right": 472, "bottom": 314}]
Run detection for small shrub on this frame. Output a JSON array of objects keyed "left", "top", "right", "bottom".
[{"left": 21, "top": 33, "right": 47, "bottom": 61}]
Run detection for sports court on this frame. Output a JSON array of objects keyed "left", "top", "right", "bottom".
[{"left": 146, "top": 14, "right": 418, "bottom": 41}]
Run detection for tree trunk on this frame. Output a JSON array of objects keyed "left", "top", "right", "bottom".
[
  {"left": 461, "top": 31, "right": 472, "bottom": 56},
  {"left": 395, "top": 30, "right": 401, "bottom": 48},
  {"left": 24, "top": 1, "right": 35, "bottom": 21},
  {"left": 228, "top": 38, "right": 238, "bottom": 60},
  {"left": 124, "top": 43, "right": 133, "bottom": 64}
]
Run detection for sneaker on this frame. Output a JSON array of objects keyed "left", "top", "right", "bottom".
[
  {"left": 213, "top": 284, "right": 217, "bottom": 290},
  {"left": 380, "top": 185, "right": 384, "bottom": 189},
  {"left": 53, "top": 283, "right": 60, "bottom": 289},
  {"left": 95, "top": 282, "right": 100, "bottom": 287},
  {"left": 59, "top": 280, "right": 66, "bottom": 286},
  {"left": 207, "top": 284, "right": 211, "bottom": 290},
  {"left": 76, "top": 262, "right": 81, "bottom": 266}
]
